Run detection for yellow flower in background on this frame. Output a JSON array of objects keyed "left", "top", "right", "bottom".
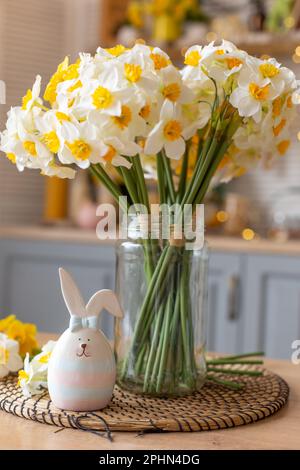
[
  {"left": 0, "top": 314, "right": 16, "bottom": 332},
  {"left": 128, "top": 1, "right": 144, "bottom": 29},
  {"left": 0, "top": 315, "right": 39, "bottom": 356}
]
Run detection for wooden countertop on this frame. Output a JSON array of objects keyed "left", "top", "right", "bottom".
[
  {"left": 1, "top": 225, "right": 300, "bottom": 256},
  {"left": 0, "top": 333, "right": 299, "bottom": 450}
]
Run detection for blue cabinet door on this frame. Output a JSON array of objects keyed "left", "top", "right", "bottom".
[
  {"left": 207, "top": 251, "right": 244, "bottom": 354},
  {"left": 0, "top": 239, "right": 116, "bottom": 336},
  {"left": 242, "top": 255, "right": 300, "bottom": 359}
]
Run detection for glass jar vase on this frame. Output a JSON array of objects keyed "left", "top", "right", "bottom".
[{"left": 114, "top": 216, "right": 208, "bottom": 397}]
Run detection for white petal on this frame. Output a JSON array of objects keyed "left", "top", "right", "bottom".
[
  {"left": 160, "top": 99, "right": 174, "bottom": 121},
  {"left": 112, "top": 155, "right": 132, "bottom": 169},
  {"left": 144, "top": 124, "right": 164, "bottom": 155},
  {"left": 164, "top": 137, "right": 185, "bottom": 160},
  {"left": 238, "top": 95, "right": 260, "bottom": 118},
  {"left": 8, "top": 353, "right": 23, "bottom": 372},
  {"left": 121, "top": 142, "right": 141, "bottom": 156}
]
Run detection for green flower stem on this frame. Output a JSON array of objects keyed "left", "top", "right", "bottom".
[
  {"left": 207, "top": 376, "right": 244, "bottom": 390},
  {"left": 120, "top": 245, "right": 174, "bottom": 379},
  {"left": 156, "top": 153, "right": 166, "bottom": 204},
  {"left": 207, "top": 359, "right": 264, "bottom": 365},
  {"left": 214, "top": 352, "right": 265, "bottom": 360},
  {"left": 131, "top": 155, "right": 158, "bottom": 268},
  {"left": 177, "top": 144, "right": 189, "bottom": 202},
  {"left": 120, "top": 167, "right": 139, "bottom": 204},
  {"left": 90, "top": 165, "right": 128, "bottom": 211},
  {"left": 156, "top": 290, "right": 174, "bottom": 393},
  {"left": 143, "top": 302, "right": 165, "bottom": 391},
  {"left": 179, "top": 253, "right": 196, "bottom": 387},
  {"left": 131, "top": 155, "right": 150, "bottom": 211},
  {"left": 207, "top": 367, "right": 263, "bottom": 377},
  {"left": 161, "top": 151, "right": 176, "bottom": 204}
]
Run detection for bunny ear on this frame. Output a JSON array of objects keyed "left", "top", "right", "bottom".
[
  {"left": 86, "top": 289, "right": 123, "bottom": 319},
  {"left": 59, "top": 268, "right": 86, "bottom": 317}
]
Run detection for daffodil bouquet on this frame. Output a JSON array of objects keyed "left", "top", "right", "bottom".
[{"left": 1, "top": 40, "right": 299, "bottom": 396}]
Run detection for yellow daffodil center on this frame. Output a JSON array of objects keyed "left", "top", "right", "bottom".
[
  {"left": 249, "top": 82, "right": 270, "bottom": 101},
  {"left": 92, "top": 86, "right": 113, "bottom": 109},
  {"left": 113, "top": 105, "right": 132, "bottom": 129},
  {"left": 259, "top": 63, "right": 279, "bottom": 78},
  {"left": 103, "top": 145, "right": 117, "bottom": 163},
  {"left": 38, "top": 352, "right": 51, "bottom": 364},
  {"left": 106, "top": 45, "right": 127, "bottom": 56},
  {"left": 139, "top": 104, "right": 151, "bottom": 119},
  {"left": 163, "top": 120, "right": 182, "bottom": 141},
  {"left": 124, "top": 63, "right": 142, "bottom": 83},
  {"left": 6, "top": 153, "right": 16, "bottom": 164},
  {"left": 68, "top": 98, "right": 75, "bottom": 108},
  {"left": 273, "top": 118, "right": 286, "bottom": 137},
  {"left": 287, "top": 95, "right": 293, "bottom": 108},
  {"left": 272, "top": 96, "right": 282, "bottom": 117},
  {"left": 56, "top": 111, "right": 70, "bottom": 122},
  {"left": 226, "top": 58, "right": 243, "bottom": 69},
  {"left": 67, "top": 140, "right": 91, "bottom": 160},
  {"left": 18, "top": 370, "right": 29, "bottom": 386},
  {"left": 184, "top": 50, "right": 201, "bottom": 67},
  {"left": 277, "top": 140, "right": 290, "bottom": 155},
  {"left": 215, "top": 49, "right": 225, "bottom": 55},
  {"left": 150, "top": 53, "right": 169, "bottom": 70},
  {"left": 23, "top": 141, "right": 37, "bottom": 156},
  {"left": 44, "top": 57, "right": 79, "bottom": 104},
  {"left": 163, "top": 83, "right": 181, "bottom": 102},
  {"left": 67, "top": 80, "right": 82, "bottom": 93},
  {"left": 42, "top": 131, "right": 60, "bottom": 153},
  {"left": 22, "top": 89, "right": 32, "bottom": 110},
  {"left": 0, "top": 346, "right": 9, "bottom": 365}
]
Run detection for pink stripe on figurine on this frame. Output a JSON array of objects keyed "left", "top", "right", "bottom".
[{"left": 48, "top": 268, "right": 123, "bottom": 411}]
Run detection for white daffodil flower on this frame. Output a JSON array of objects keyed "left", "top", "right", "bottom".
[
  {"left": 99, "top": 136, "right": 141, "bottom": 169},
  {"left": 18, "top": 340, "right": 57, "bottom": 397},
  {"left": 58, "top": 121, "right": 104, "bottom": 169},
  {"left": 0, "top": 107, "right": 53, "bottom": 171},
  {"left": 89, "top": 100, "right": 147, "bottom": 142},
  {"left": 159, "top": 65, "right": 194, "bottom": 105},
  {"left": 0, "top": 333, "right": 23, "bottom": 379},
  {"left": 230, "top": 63, "right": 277, "bottom": 122},
  {"left": 144, "top": 100, "right": 188, "bottom": 160}
]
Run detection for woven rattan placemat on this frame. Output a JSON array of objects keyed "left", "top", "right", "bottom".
[{"left": 0, "top": 367, "right": 289, "bottom": 438}]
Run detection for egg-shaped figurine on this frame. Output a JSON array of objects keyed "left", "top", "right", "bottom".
[{"left": 48, "top": 268, "right": 123, "bottom": 411}]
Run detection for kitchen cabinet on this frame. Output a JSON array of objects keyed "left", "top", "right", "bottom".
[
  {"left": 207, "top": 252, "right": 243, "bottom": 354},
  {"left": 0, "top": 238, "right": 115, "bottom": 338},
  {"left": 242, "top": 254, "right": 300, "bottom": 359},
  {"left": 0, "top": 232, "right": 300, "bottom": 358}
]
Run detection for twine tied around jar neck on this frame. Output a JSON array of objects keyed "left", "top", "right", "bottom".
[{"left": 169, "top": 223, "right": 185, "bottom": 247}]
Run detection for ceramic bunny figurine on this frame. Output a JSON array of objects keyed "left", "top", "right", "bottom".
[{"left": 48, "top": 268, "right": 123, "bottom": 411}]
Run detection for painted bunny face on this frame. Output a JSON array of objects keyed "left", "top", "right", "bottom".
[{"left": 55, "top": 328, "right": 112, "bottom": 363}]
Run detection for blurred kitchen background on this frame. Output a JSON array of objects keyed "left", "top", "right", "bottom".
[{"left": 1, "top": 0, "right": 300, "bottom": 358}]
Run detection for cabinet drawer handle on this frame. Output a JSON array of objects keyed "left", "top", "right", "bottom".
[{"left": 228, "top": 275, "right": 240, "bottom": 321}]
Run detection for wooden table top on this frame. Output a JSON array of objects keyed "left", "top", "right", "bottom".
[{"left": 0, "top": 334, "right": 299, "bottom": 450}]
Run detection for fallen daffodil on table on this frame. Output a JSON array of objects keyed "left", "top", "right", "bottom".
[
  {"left": 0, "top": 333, "right": 23, "bottom": 379},
  {"left": 18, "top": 340, "right": 57, "bottom": 397}
]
